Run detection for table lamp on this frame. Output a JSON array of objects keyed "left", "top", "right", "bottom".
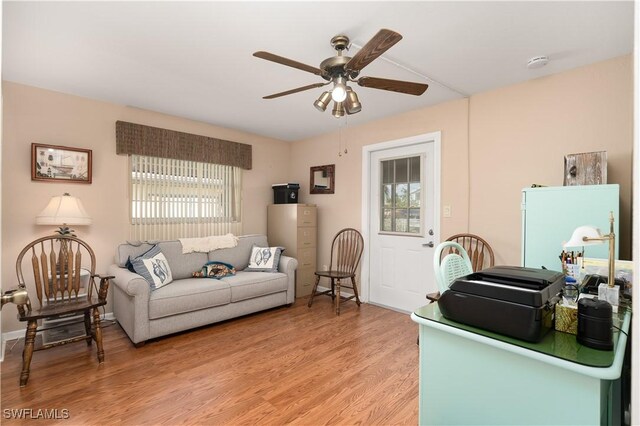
[
  {"left": 564, "top": 211, "right": 617, "bottom": 310},
  {"left": 35, "top": 193, "right": 92, "bottom": 236}
]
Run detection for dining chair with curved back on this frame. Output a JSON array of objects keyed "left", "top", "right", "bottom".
[
  {"left": 13, "top": 235, "right": 112, "bottom": 386},
  {"left": 308, "top": 228, "right": 364, "bottom": 315},
  {"left": 427, "top": 234, "right": 494, "bottom": 303},
  {"left": 444, "top": 233, "right": 495, "bottom": 272}
]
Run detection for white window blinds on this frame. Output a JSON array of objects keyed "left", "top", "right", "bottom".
[{"left": 129, "top": 155, "right": 242, "bottom": 241}]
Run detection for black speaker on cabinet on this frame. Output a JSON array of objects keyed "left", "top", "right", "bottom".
[{"left": 577, "top": 298, "right": 613, "bottom": 351}]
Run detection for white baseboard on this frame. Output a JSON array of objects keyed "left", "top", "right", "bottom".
[{"left": 1, "top": 312, "right": 115, "bottom": 363}]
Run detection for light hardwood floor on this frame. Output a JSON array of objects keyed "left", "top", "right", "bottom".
[{"left": 1, "top": 298, "right": 419, "bottom": 425}]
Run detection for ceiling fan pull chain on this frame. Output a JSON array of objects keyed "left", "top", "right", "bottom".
[
  {"left": 338, "top": 119, "right": 342, "bottom": 156},
  {"left": 343, "top": 116, "right": 349, "bottom": 155}
]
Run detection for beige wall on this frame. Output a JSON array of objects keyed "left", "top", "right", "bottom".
[
  {"left": 1, "top": 82, "right": 291, "bottom": 333},
  {"left": 1, "top": 54, "right": 633, "bottom": 333},
  {"left": 291, "top": 98, "right": 470, "bottom": 272},
  {"left": 290, "top": 54, "right": 633, "bottom": 274},
  {"left": 470, "top": 55, "right": 633, "bottom": 264}
]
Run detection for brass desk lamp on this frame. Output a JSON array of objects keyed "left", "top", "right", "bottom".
[{"left": 565, "top": 211, "right": 618, "bottom": 307}]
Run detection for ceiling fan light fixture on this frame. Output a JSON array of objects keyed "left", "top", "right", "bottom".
[
  {"left": 332, "top": 101, "right": 345, "bottom": 118},
  {"left": 331, "top": 76, "right": 347, "bottom": 102},
  {"left": 344, "top": 87, "right": 361, "bottom": 114},
  {"left": 313, "top": 91, "right": 332, "bottom": 112}
]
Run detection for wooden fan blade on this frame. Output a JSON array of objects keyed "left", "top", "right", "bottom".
[
  {"left": 345, "top": 29, "right": 403, "bottom": 73},
  {"left": 263, "top": 82, "right": 328, "bottom": 99},
  {"left": 253, "top": 51, "right": 323, "bottom": 76},
  {"left": 357, "top": 76, "right": 428, "bottom": 96}
]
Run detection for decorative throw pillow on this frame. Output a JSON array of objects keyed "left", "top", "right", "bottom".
[
  {"left": 125, "top": 245, "right": 157, "bottom": 273},
  {"left": 245, "top": 245, "right": 284, "bottom": 273},
  {"left": 192, "top": 261, "right": 236, "bottom": 279},
  {"left": 131, "top": 245, "right": 174, "bottom": 290},
  {"left": 125, "top": 257, "right": 136, "bottom": 273}
]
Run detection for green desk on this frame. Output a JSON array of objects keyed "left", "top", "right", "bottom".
[{"left": 411, "top": 304, "right": 630, "bottom": 425}]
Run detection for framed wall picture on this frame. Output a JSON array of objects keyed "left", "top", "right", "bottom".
[
  {"left": 31, "top": 143, "right": 92, "bottom": 184},
  {"left": 310, "top": 164, "right": 335, "bottom": 194}
]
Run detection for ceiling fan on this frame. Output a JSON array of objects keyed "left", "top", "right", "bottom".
[{"left": 253, "top": 29, "right": 429, "bottom": 118}]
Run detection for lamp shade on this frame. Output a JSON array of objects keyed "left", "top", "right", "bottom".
[
  {"left": 313, "top": 91, "right": 332, "bottom": 112},
  {"left": 36, "top": 193, "right": 92, "bottom": 226},
  {"left": 564, "top": 225, "right": 603, "bottom": 248}
]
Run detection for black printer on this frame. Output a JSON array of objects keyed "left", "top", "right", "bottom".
[{"left": 437, "top": 266, "right": 564, "bottom": 343}]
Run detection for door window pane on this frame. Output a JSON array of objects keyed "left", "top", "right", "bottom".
[
  {"left": 381, "top": 208, "right": 393, "bottom": 232},
  {"left": 409, "top": 208, "right": 421, "bottom": 233},
  {"left": 410, "top": 156, "right": 420, "bottom": 182},
  {"left": 395, "top": 159, "right": 408, "bottom": 183},
  {"left": 395, "top": 209, "right": 408, "bottom": 232},
  {"left": 409, "top": 183, "right": 421, "bottom": 208},
  {"left": 395, "top": 183, "right": 408, "bottom": 208},
  {"left": 379, "top": 155, "right": 421, "bottom": 234},
  {"left": 382, "top": 161, "right": 394, "bottom": 184},
  {"left": 382, "top": 184, "right": 393, "bottom": 207}
]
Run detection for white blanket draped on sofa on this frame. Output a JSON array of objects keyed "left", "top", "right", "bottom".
[{"left": 179, "top": 233, "right": 239, "bottom": 254}]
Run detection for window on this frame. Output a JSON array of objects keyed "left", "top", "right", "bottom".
[
  {"left": 129, "top": 155, "right": 242, "bottom": 240},
  {"left": 380, "top": 155, "right": 421, "bottom": 234}
]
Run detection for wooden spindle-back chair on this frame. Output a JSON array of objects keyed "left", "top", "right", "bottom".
[
  {"left": 427, "top": 234, "right": 495, "bottom": 303},
  {"left": 444, "top": 233, "right": 495, "bottom": 272},
  {"left": 13, "top": 235, "right": 112, "bottom": 387},
  {"left": 308, "top": 228, "right": 364, "bottom": 315}
]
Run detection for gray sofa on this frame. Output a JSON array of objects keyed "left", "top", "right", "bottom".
[{"left": 108, "top": 234, "right": 297, "bottom": 345}]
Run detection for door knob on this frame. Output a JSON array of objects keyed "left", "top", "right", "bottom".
[{"left": 422, "top": 241, "right": 434, "bottom": 248}]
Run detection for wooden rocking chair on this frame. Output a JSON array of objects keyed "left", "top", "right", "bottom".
[{"left": 13, "top": 235, "right": 112, "bottom": 386}]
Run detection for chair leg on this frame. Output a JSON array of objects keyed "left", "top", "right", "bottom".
[
  {"left": 331, "top": 279, "right": 336, "bottom": 299},
  {"left": 84, "top": 311, "right": 92, "bottom": 346},
  {"left": 93, "top": 308, "right": 105, "bottom": 363},
  {"left": 308, "top": 275, "right": 321, "bottom": 308},
  {"left": 351, "top": 276, "right": 361, "bottom": 306},
  {"left": 335, "top": 278, "right": 342, "bottom": 315},
  {"left": 20, "top": 320, "right": 38, "bottom": 387}
]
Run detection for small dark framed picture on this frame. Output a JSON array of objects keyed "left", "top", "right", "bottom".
[{"left": 31, "top": 143, "right": 92, "bottom": 184}]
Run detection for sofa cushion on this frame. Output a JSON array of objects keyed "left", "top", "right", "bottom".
[
  {"left": 156, "top": 241, "right": 209, "bottom": 280},
  {"left": 116, "top": 241, "right": 208, "bottom": 280},
  {"left": 208, "top": 234, "right": 268, "bottom": 270},
  {"left": 245, "top": 245, "right": 284, "bottom": 272},
  {"left": 149, "top": 278, "right": 231, "bottom": 320},
  {"left": 225, "top": 271, "right": 288, "bottom": 302},
  {"left": 130, "top": 245, "right": 174, "bottom": 290}
]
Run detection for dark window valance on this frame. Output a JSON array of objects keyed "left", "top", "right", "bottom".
[{"left": 116, "top": 121, "right": 252, "bottom": 170}]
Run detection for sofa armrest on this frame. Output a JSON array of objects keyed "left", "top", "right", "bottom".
[
  {"left": 107, "top": 264, "right": 150, "bottom": 298},
  {"left": 278, "top": 255, "right": 298, "bottom": 304},
  {"left": 108, "top": 264, "right": 151, "bottom": 344}
]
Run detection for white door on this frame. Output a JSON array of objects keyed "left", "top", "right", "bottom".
[{"left": 367, "top": 139, "right": 439, "bottom": 313}]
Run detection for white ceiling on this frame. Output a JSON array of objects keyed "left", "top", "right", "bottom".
[{"left": 2, "top": 1, "right": 634, "bottom": 142}]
